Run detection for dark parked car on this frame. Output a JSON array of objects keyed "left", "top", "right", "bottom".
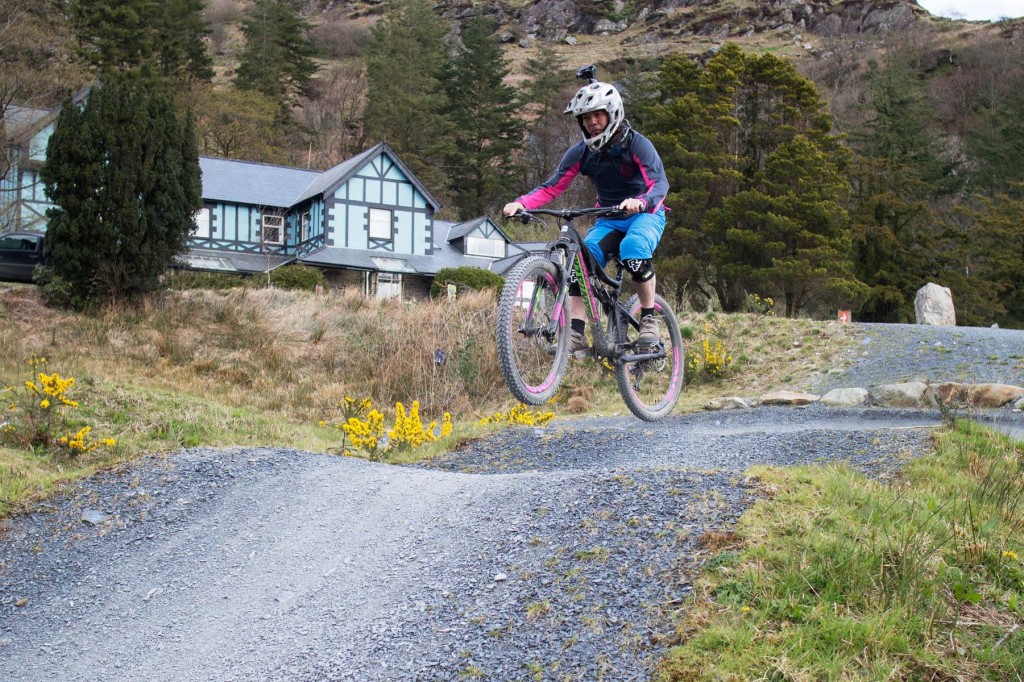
[{"left": 0, "top": 231, "right": 45, "bottom": 283}]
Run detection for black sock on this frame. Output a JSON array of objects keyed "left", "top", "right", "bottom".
[
  {"left": 641, "top": 307, "right": 655, "bottom": 320},
  {"left": 571, "top": 318, "right": 586, "bottom": 334}
]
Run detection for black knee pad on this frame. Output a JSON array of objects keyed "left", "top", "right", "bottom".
[{"left": 623, "top": 258, "right": 654, "bottom": 283}]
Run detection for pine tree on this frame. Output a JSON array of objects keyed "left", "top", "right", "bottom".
[
  {"left": 940, "top": 190, "right": 1024, "bottom": 328},
  {"left": 444, "top": 16, "right": 523, "bottom": 219},
  {"left": 70, "top": 0, "right": 158, "bottom": 72},
  {"left": 517, "top": 44, "right": 576, "bottom": 206},
  {"left": 363, "top": 0, "right": 453, "bottom": 193},
  {"left": 235, "top": 0, "right": 318, "bottom": 110},
  {"left": 155, "top": 0, "right": 213, "bottom": 82},
  {"left": 40, "top": 72, "right": 201, "bottom": 307},
  {"left": 709, "top": 136, "right": 863, "bottom": 317},
  {"left": 644, "top": 45, "right": 860, "bottom": 315},
  {"left": 847, "top": 155, "right": 938, "bottom": 322},
  {"left": 69, "top": 0, "right": 211, "bottom": 79}
]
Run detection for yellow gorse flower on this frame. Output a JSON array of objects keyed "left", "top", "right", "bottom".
[
  {"left": 479, "top": 404, "right": 554, "bottom": 427},
  {"left": 329, "top": 398, "right": 454, "bottom": 460},
  {"left": 3, "top": 355, "right": 113, "bottom": 456}
]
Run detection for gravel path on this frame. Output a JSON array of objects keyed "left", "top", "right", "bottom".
[
  {"left": 806, "top": 322, "right": 1024, "bottom": 392},
  {"left": 0, "top": 407, "right": 942, "bottom": 681},
  {"left": 0, "top": 324, "right": 1021, "bottom": 681}
]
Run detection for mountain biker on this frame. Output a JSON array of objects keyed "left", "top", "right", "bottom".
[{"left": 503, "top": 70, "right": 669, "bottom": 352}]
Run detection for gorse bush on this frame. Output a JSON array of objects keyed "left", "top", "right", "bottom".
[
  {"left": 321, "top": 396, "right": 453, "bottom": 461},
  {"left": 685, "top": 320, "right": 733, "bottom": 383},
  {"left": 1, "top": 355, "right": 115, "bottom": 457},
  {"left": 478, "top": 404, "right": 555, "bottom": 427},
  {"left": 744, "top": 293, "right": 776, "bottom": 316}
]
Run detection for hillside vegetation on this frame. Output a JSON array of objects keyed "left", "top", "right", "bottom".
[{"left": 4, "top": 0, "right": 1022, "bottom": 327}]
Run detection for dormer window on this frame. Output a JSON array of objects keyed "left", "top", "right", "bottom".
[{"left": 466, "top": 236, "right": 506, "bottom": 258}]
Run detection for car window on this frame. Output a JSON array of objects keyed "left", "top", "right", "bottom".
[{"left": 0, "top": 235, "right": 41, "bottom": 251}]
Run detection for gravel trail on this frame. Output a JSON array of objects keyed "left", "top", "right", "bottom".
[
  {"left": 0, "top": 408, "right": 945, "bottom": 681},
  {"left": 806, "top": 322, "right": 1024, "bottom": 392},
  {"left": 1, "top": 323, "right": 1022, "bottom": 681}
]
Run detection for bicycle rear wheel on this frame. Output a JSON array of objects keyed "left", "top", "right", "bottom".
[
  {"left": 496, "top": 256, "right": 569, "bottom": 405},
  {"left": 615, "top": 294, "right": 684, "bottom": 421}
]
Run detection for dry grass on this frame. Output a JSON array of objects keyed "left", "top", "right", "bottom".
[
  {"left": 0, "top": 282, "right": 860, "bottom": 515},
  {"left": 0, "top": 285, "right": 506, "bottom": 422},
  {"left": 0, "top": 284, "right": 857, "bottom": 422}
]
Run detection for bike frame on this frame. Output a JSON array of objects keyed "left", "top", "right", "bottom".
[{"left": 526, "top": 211, "right": 667, "bottom": 367}]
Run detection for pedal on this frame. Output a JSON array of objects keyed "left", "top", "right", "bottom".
[{"left": 570, "top": 348, "right": 594, "bottom": 359}]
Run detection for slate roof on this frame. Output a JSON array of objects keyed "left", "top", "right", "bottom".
[
  {"left": 3, "top": 106, "right": 52, "bottom": 145},
  {"left": 175, "top": 248, "right": 294, "bottom": 273},
  {"left": 3, "top": 86, "right": 91, "bottom": 148},
  {"left": 299, "top": 245, "right": 511, "bottom": 276},
  {"left": 199, "top": 157, "right": 320, "bottom": 208}
]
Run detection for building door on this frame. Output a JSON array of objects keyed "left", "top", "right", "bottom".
[{"left": 376, "top": 272, "right": 402, "bottom": 300}]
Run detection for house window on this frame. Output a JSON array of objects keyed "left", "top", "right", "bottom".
[
  {"left": 369, "top": 208, "right": 392, "bottom": 240},
  {"left": 376, "top": 272, "right": 402, "bottom": 300},
  {"left": 261, "top": 213, "right": 284, "bottom": 245},
  {"left": 194, "top": 208, "right": 211, "bottom": 239},
  {"left": 466, "top": 236, "right": 506, "bottom": 258},
  {"left": 300, "top": 212, "right": 310, "bottom": 242}
]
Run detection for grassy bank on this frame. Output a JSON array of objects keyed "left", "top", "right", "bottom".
[
  {"left": 0, "top": 282, "right": 853, "bottom": 514},
  {"left": 656, "top": 420, "right": 1024, "bottom": 680}
]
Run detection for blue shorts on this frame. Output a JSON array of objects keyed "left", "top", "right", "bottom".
[{"left": 584, "top": 209, "right": 666, "bottom": 267}]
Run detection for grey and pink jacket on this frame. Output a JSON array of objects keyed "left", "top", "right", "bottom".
[{"left": 516, "top": 129, "right": 669, "bottom": 212}]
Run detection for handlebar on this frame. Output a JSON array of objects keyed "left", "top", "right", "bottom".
[{"left": 510, "top": 207, "right": 628, "bottom": 223}]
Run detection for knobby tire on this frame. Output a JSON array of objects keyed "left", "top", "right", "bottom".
[
  {"left": 496, "top": 256, "right": 569, "bottom": 405},
  {"left": 614, "top": 293, "right": 684, "bottom": 421}
]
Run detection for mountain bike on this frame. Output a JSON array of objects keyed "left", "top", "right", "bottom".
[{"left": 496, "top": 207, "right": 684, "bottom": 421}]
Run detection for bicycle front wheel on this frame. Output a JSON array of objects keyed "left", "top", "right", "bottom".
[
  {"left": 615, "top": 294, "right": 684, "bottom": 421},
  {"left": 496, "top": 256, "right": 569, "bottom": 405}
]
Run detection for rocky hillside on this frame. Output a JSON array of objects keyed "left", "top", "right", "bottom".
[{"left": 309, "top": 0, "right": 1018, "bottom": 79}]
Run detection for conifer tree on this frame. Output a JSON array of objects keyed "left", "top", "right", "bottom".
[
  {"left": 155, "top": 0, "right": 213, "bottom": 82},
  {"left": 517, "top": 44, "right": 576, "bottom": 203},
  {"left": 709, "top": 136, "right": 864, "bottom": 317},
  {"left": 40, "top": 72, "right": 201, "bottom": 307},
  {"left": 444, "top": 16, "right": 523, "bottom": 219},
  {"left": 938, "top": 190, "right": 1024, "bottom": 328},
  {"left": 235, "top": 0, "right": 318, "bottom": 110},
  {"left": 645, "top": 45, "right": 859, "bottom": 316},
  {"left": 847, "top": 155, "right": 937, "bottom": 322},
  {"left": 69, "top": 0, "right": 211, "bottom": 80},
  {"left": 363, "top": 0, "right": 453, "bottom": 193},
  {"left": 70, "top": 0, "right": 158, "bottom": 72}
]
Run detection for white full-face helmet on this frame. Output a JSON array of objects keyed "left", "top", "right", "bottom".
[{"left": 564, "top": 81, "right": 625, "bottom": 152}]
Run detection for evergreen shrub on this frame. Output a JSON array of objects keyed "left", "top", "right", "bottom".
[
  {"left": 430, "top": 266, "right": 503, "bottom": 298},
  {"left": 169, "top": 270, "right": 248, "bottom": 291},
  {"left": 268, "top": 264, "right": 327, "bottom": 291}
]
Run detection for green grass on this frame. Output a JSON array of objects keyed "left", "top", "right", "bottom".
[{"left": 655, "top": 420, "right": 1024, "bottom": 681}]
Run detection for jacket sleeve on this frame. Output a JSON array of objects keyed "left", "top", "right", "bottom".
[
  {"left": 631, "top": 134, "right": 669, "bottom": 212},
  {"left": 516, "top": 143, "right": 585, "bottom": 209}
]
